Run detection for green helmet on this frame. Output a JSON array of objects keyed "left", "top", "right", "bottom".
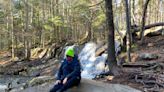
[{"left": 65, "top": 47, "right": 74, "bottom": 57}]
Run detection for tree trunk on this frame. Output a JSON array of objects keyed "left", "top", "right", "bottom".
[
  {"left": 56, "top": 0, "right": 60, "bottom": 42},
  {"left": 131, "top": 0, "right": 136, "bottom": 25},
  {"left": 10, "top": 0, "right": 15, "bottom": 60},
  {"left": 6, "top": 15, "right": 10, "bottom": 50},
  {"left": 105, "top": 0, "right": 118, "bottom": 75},
  {"left": 140, "top": 0, "right": 151, "bottom": 43},
  {"left": 41, "top": 0, "right": 45, "bottom": 48},
  {"left": 24, "top": 0, "right": 30, "bottom": 60},
  {"left": 87, "top": 21, "right": 92, "bottom": 41},
  {"left": 0, "top": 34, "right": 2, "bottom": 50},
  {"left": 124, "top": 0, "right": 132, "bottom": 62}
]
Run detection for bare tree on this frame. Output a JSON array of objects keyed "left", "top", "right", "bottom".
[
  {"left": 9, "top": 0, "right": 15, "bottom": 60},
  {"left": 124, "top": 0, "right": 132, "bottom": 62},
  {"left": 105, "top": 0, "right": 119, "bottom": 75},
  {"left": 140, "top": 0, "right": 150, "bottom": 43},
  {"left": 24, "top": 0, "right": 30, "bottom": 60}
]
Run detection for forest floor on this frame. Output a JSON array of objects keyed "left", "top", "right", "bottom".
[{"left": 96, "top": 35, "right": 164, "bottom": 92}]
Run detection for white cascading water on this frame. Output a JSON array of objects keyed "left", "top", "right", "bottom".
[{"left": 78, "top": 41, "right": 121, "bottom": 79}]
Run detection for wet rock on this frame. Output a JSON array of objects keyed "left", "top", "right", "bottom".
[
  {"left": 139, "top": 53, "right": 158, "bottom": 60},
  {"left": 0, "top": 76, "right": 32, "bottom": 92},
  {"left": 28, "top": 76, "right": 55, "bottom": 87},
  {"left": 19, "top": 71, "right": 28, "bottom": 76}
]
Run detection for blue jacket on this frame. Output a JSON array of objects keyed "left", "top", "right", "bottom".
[{"left": 57, "top": 55, "right": 81, "bottom": 80}]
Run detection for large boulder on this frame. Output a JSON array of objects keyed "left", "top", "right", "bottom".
[
  {"left": 67, "top": 79, "right": 141, "bottom": 92},
  {"left": 12, "top": 79, "right": 141, "bottom": 92}
]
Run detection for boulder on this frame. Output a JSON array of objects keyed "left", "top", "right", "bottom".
[
  {"left": 13, "top": 79, "right": 141, "bottom": 92},
  {"left": 67, "top": 79, "right": 141, "bottom": 92}
]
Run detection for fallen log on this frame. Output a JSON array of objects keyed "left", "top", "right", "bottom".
[
  {"left": 132, "top": 22, "right": 164, "bottom": 32},
  {"left": 95, "top": 44, "right": 107, "bottom": 57},
  {"left": 144, "top": 23, "right": 164, "bottom": 30}
]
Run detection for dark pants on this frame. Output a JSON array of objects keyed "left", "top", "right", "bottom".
[{"left": 50, "top": 76, "right": 80, "bottom": 92}]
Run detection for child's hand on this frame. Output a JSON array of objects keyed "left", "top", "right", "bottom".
[
  {"left": 55, "top": 80, "right": 61, "bottom": 85},
  {"left": 63, "top": 77, "right": 68, "bottom": 84}
]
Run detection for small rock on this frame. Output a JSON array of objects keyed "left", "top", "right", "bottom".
[
  {"left": 28, "top": 68, "right": 41, "bottom": 77},
  {"left": 147, "top": 43, "right": 154, "bottom": 47},
  {"left": 42, "top": 60, "right": 46, "bottom": 63},
  {"left": 162, "top": 30, "right": 164, "bottom": 35},
  {"left": 139, "top": 53, "right": 158, "bottom": 60},
  {"left": 19, "top": 71, "right": 28, "bottom": 76},
  {"left": 17, "top": 62, "right": 23, "bottom": 65}
]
